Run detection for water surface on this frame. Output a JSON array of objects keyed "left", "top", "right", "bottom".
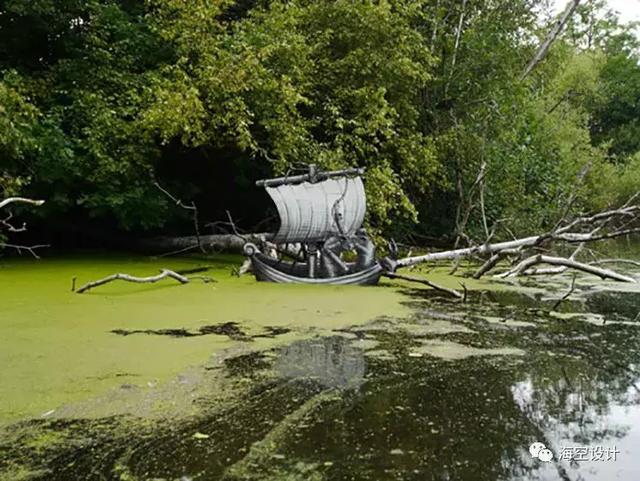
[{"left": 1, "top": 248, "right": 640, "bottom": 481}]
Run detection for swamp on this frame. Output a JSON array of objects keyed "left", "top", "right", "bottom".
[
  {"left": 2, "top": 240, "right": 640, "bottom": 480},
  {"left": 2, "top": 0, "right": 640, "bottom": 479}
]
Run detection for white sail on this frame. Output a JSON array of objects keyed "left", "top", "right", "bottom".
[{"left": 266, "top": 176, "right": 366, "bottom": 244}]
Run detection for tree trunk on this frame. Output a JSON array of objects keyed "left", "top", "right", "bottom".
[{"left": 521, "top": 0, "right": 582, "bottom": 79}]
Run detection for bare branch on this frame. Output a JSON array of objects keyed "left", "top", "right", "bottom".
[
  {"left": 473, "top": 252, "right": 503, "bottom": 279},
  {"left": 0, "top": 197, "right": 45, "bottom": 209},
  {"left": 552, "top": 274, "right": 578, "bottom": 311},
  {"left": 153, "top": 182, "right": 204, "bottom": 253},
  {"left": 225, "top": 210, "right": 246, "bottom": 241},
  {"left": 0, "top": 243, "right": 50, "bottom": 259},
  {"left": 75, "top": 269, "right": 190, "bottom": 293},
  {"left": 496, "top": 254, "right": 636, "bottom": 283},
  {"left": 383, "top": 272, "right": 464, "bottom": 299},
  {"left": 1, "top": 211, "right": 27, "bottom": 232}
]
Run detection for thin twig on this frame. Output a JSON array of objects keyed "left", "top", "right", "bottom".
[
  {"left": 552, "top": 274, "right": 577, "bottom": 311},
  {"left": 225, "top": 210, "right": 247, "bottom": 242},
  {"left": 1, "top": 211, "right": 27, "bottom": 232},
  {"left": 0, "top": 243, "right": 50, "bottom": 259},
  {"left": 154, "top": 182, "right": 204, "bottom": 253}
]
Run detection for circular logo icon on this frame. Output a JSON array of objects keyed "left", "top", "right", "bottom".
[
  {"left": 529, "top": 442, "right": 553, "bottom": 462},
  {"left": 538, "top": 448, "right": 554, "bottom": 462}
]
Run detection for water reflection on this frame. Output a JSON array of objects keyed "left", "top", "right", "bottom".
[{"left": 275, "top": 336, "right": 366, "bottom": 389}]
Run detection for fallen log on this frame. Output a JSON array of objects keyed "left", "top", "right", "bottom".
[
  {"left": 395, "top": 200, "right": 639, "bottom": 283},
  {"left": 75, "top": 269, "right": 190, "bottom": 293},
  {"left": 496, "top": 254, "right": 637, "bottom": 283},
  {"left": 140, "top": 233, "right": 272, "bottom": 254}
]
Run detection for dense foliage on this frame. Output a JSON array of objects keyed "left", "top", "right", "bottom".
[{"left": 1, "top": 0, "right": 639, "bottom": 246}]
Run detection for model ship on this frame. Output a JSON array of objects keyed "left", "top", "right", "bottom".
[{"left": 243, "top": 165, "right": 387, "bottom": 285}]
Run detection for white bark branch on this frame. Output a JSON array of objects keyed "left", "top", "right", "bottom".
[
  {"left": 496, "top": 254, "right": 636, "bottom": 283},
  {"left": 0, "top": 197, "right": 45, "bottom": 209},
  {"left": 521, "top": 0, "right": 582, "bottom": 79},
  {"left": 589, "top": 259, "right": 640, "bottom": 268},
  {"left": 397, "top": 204, "right": 639, "bottom": 270},
  {"left": 75, "top": 269, "right": 190, "bottom": 293},
  {"left": 0, "top": 243, "right": 49, "bottom": 259}
]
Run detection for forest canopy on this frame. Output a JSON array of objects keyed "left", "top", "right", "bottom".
[{"left": 1, "top": 0, "right": 639, "bottom": 246}]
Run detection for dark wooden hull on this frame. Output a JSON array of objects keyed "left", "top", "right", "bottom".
[{"left": 249, "top": 252, "right": 383, "bottom": 285}]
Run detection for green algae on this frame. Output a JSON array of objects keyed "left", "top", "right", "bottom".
[
  {"left": 2, "top": 274, "right": 640, "bottom": 481},
  {"left": 0, "top": 253, "right": 408, "bottom": 424},
  {"left": 408, "top": 339, "right": 525, "bottom": 360},
  {"left": 2, "top": 242, "right": 640, "bottom": 481}
]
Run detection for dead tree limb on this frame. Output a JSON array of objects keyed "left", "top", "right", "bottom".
[
  {"left": 75, "top": 269, "right": 190, "bottom": 293},
  {"left": 521, "top": 0, "right": 582, "bottom": 79},
  {"left": 141, "top": 233, "right": 272, "bottom": 254},
  {"left": 154, "top": 182, "right": 204, "bottom": 253},
  {"left": 552, "top": 274, "right": 577, "bottom": 311},
  {"left": 473, "top": 252, "right": 503, "bottom": 279},
  {"left": 398, "top": 205, "right": 639, "bottom": 269},
  {"left": 1, "top": 197, "right": 47, "bottom": 257},
  {"left": 496, "top": 254, "right": 636, "bottom": 283},
  {"left": 1, "top": 211, "right": 27, "bottom": 232},
  {"left": 0, "top": 243, "right": 49, "bottom": 259},
  {"left": 589, "top": 259, "right": 640, "bottom": 268},
  {"left": 517, "top": 243, "right": 584, "bottom": 276},
  {"left": 383, "top": 272, "right": 464, "bottom": 299},
  {"left": 0, "top": 197, "right": 45, "bottom": 209},
  {"left": 396, "top": 194, "right": 639, "bottom": 283}
]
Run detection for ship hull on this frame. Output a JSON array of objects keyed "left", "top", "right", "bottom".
[{"left": 249, "top": 252, "right": 383, "bottom": 285}]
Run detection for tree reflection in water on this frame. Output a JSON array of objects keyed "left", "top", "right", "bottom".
[{"left": 274, "top": 336, "right": 366, "bottom": 390}]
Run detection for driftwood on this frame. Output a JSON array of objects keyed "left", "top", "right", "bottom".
[{"left": 75, "top": 269, "right": 191, "bottom": 293}]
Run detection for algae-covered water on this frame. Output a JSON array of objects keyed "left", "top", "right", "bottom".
[
  {"left": 0, "top": 254, "right": 408, "bottom": 423},
  {"left": 1, "top": 247, "right": 640, "bottom": 481}
]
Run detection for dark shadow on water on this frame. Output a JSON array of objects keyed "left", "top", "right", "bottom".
[
  {"left": 110, "top": 322, "right": 293, "bottom": 342},
  {"left": 111, "top": 321, "right": 250, "bottom": 341}
]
